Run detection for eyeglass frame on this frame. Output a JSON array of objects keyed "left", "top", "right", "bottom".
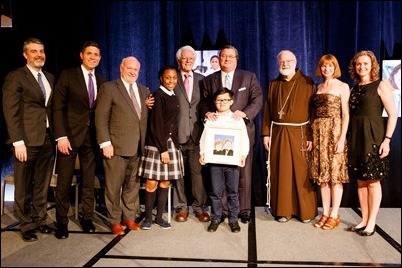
[{"left": 214, "top": 99, "right": 232, "bottom": 104}]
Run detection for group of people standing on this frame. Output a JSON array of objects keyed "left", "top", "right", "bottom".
[
  {"left": 2, "top": 37, "right": 397, "bottom": 242},
  {"left": 262, "top": 49, "right": 397, "bottom": 238}
]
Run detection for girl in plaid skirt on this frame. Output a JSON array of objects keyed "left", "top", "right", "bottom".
[{"left": 138, "top": 66, "right": 184, "bottom": 229}]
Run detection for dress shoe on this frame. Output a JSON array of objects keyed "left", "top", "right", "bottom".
[
  {"left": 346, "top": 226, "right": 366, "bottom": 232},
  {"left": 277, "top": 216, "right": 290, "bottom": 223},
  {"left": 194, "top": 211, "right": 210, "bottom": 222},
  {"left": 111, "top": 224, "right": 125, "bottom": 235},
  {"left": 239, "top": 211, "right": 251, "bottom": 223},
  {"left": 55, "top": 224, "right": 69, "bottom": 239},
  {"left": 38, "top": 224, "right": 55, "bottom": 234},
  {"left": 358, "top": 228, "right": 376, "bottom": 236},
  {"left": 175, "top": 210, "right": 189, "bottom": 222},
  {"left": 220, "top": 213, "right": 228, "bottom": 223},
  {"left": 81, "top": 219, "right": 96, "bottom": 233},
  {"left": 207, "top": 220, "right": 220, "bottom": 232},
  {"left": 122, "top": 220, "right": 141, "bottom": 231},
  {"left": 22, "top": 230, "right": 38, "bottom": 242},
  {"left": 229, "top": 221, "right": 241, "bottom": 233}
]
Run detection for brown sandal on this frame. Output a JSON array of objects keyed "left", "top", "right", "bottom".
[
  {"left": 314, "top": 215, "right": 329, "bottom": 228},
  {"left": 322, "top": 215, "right": 340, "bottom": 230}
]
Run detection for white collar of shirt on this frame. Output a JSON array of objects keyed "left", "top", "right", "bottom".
[{"left": 160, "top": 85, "right": 175, "bottom": 96}]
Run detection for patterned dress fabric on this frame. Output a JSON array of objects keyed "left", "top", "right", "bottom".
[{"left": 311, "top": 93, "right": 349, "bottom": 184}]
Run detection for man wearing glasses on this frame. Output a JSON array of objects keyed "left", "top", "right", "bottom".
[{"left": 200, "top": 45, "right": 263, "bottom": 224}]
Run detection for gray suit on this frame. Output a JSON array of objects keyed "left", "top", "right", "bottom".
[
  {"left": 95, "top": 78, "right": 149, "bottom": 225},
  {"left": 173, "top": 71, "right": 209, "bottom": 214}
]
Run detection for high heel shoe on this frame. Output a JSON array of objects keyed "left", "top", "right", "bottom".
[
  {"left": 314, "top": 215, "right": 328, "bottom": 228},
  {"left": 346, "top": 226, "right": 366, "bottom": 232},
  {"left": 322, "top": 215, "right": 340, "bottom": 230},
  {"left": 358, "top": 228, "right": 375, "bottom": 236}
]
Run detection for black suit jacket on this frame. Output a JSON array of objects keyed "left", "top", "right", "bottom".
[
  {"left": 52, "top": 67, "right": 107, "bottom": 146},
  {"left": 2, "top": 66, "right": 55, "bottom": 146}
]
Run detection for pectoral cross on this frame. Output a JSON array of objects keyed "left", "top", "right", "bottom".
[{"left": 278, "top": 109, "right": 285, "bottom": 119}]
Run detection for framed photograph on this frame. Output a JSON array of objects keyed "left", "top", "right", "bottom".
[
  {"left": 194, "top": 50, "right": 220, "bottom": 76},
  {"left": 382, "top": 60, "right": 401, "bottom": 117},
  {"left": 203, "top": 125, "right": 244, "bottom": 166}
]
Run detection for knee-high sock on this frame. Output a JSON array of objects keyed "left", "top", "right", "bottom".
[
  {"left": 156, "top": 187, "right": 168, "bottom": 222},
  {"left": 144, "top": 190, "right": 156, "bottom": 222}
]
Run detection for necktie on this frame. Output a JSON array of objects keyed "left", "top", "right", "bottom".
[
  {"left": 225, "top": 74, "right": 231, "bottom": 90},
  {"left": 184, "top": 73, "right": 190, "bottom": 97},
  {"left": 129, "top": 84, "right": 141, "bottom": 117},
  {"left": 37, "top": 73, "right": 46, "bottom": 100},
  {"left": 88, "top": 73, "right": 95, "bottom": 108}
]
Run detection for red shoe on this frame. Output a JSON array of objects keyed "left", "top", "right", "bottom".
[
  {"left": 122, "top": 220, "right": 141, "bottom": 231},
  {"left": 111, "top": 224, "right": 125, "bottom": 235}
]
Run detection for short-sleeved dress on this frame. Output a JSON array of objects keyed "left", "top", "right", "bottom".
[
  {"left": 311, "top": 93, "right": 349, "bottom": 184},
  {"left": 347, "top": 80, "right": 389, "bottom": 181}
]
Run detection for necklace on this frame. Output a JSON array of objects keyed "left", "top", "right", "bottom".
[{"left": 278, "top": 81, "right": 296, "bottom": 119}]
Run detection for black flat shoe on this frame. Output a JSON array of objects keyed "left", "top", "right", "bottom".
[
  {"left": 346, "top": 226, "right": 366, "bottom": 232},
  {"left": 358, "top": 228, "right": 375, "bottom": 236},
  {"left": 239, "top": 211, "right": 251, "bottom": 224},
  {"left": 81, "top": 219, "right": 95, "bottom": 233}
]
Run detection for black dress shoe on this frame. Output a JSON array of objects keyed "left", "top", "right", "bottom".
[
  {"left": 22, "top": 230, "right": 38, "bottom": 242},
  {"left": 81, "top": 219, "right": 95, "bottom": 233},
  {"left": 208, "top": 220, "right": 220, "bottom": 232},
  {"left": 358, "top": 228, "right": 375, "bottom": 236},
  {"left": 239, "top": 211, "right": 251, "bottom": 223},
  {"left": 55, "top": 224, "right": 69, "bottom": 239},
  {"left": 220, "top": 213, "right": 228, "bottom": 223},
  {"left": 346, "top": 226, "right": 366, "bottom": 232},
  {"left": 38, "top": 224, "right": 55, "bottom": 234},
  {"left": 229, "top": 221, "right": 241, "bottom": 233}
]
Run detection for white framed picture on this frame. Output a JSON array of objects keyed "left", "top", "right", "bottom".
[{"left": 202, "top": 126, "right": 244, "bottom": 166}]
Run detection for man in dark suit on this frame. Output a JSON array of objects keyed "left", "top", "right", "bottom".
[
  {"left": 52, "top": 41, "right": 108, "bottom": 239},
  {"left": 173, "top": 45, "right": 210, "bottom": 223},
  {"left": 2, "top": 38, "right": 55, "bottom": 242},
  {"left": 200, "top": 45, "right": 263, "bottom": 224},
  {"left": 95, "top": 56, "right": 151, "bottom": 235}
]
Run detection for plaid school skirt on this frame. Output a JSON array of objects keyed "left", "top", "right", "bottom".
[{"left": 138, "top": 138, "right": 184, "bottom": 181}]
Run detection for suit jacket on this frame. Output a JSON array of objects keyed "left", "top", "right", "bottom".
[
  {"left": 2, "top": 66, "right": 55, "bottom": 146},
  {"left": 95, "top": 78, "right": 150, "bottom": 156},
  {"left": 200, "top": 69, "right": 263, "bottom": 145},
  {"left": 174, "top": 71, "right": 204, "bottom": 144},
  {"left": 53, "top": 67, "right": 108, "bottom": 146}
]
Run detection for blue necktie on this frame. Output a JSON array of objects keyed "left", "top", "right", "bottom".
[
  {"left": 37, "top": 73, "right": 46, "bottom": 100},
  {"left": 88, "top": 73, "right": 95, "bottom": 108}
]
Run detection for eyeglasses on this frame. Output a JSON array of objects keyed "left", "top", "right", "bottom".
[
  {"left": 220, "top": 55, "right": 236, "bottom": 59},
  {"left": 215, "top": 99, "right": 232, "bottom": 104},
  {"left": 279, "top": 59, "right": 295, "bottom": 65}
]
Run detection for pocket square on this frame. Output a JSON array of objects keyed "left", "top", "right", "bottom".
[{"left": 239, "top": 87, "right": 246, "bottom": 91}]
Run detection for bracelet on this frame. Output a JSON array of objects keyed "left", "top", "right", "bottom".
[{"left": 385, "top": 136, "right": 392, "bottom": 140}]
